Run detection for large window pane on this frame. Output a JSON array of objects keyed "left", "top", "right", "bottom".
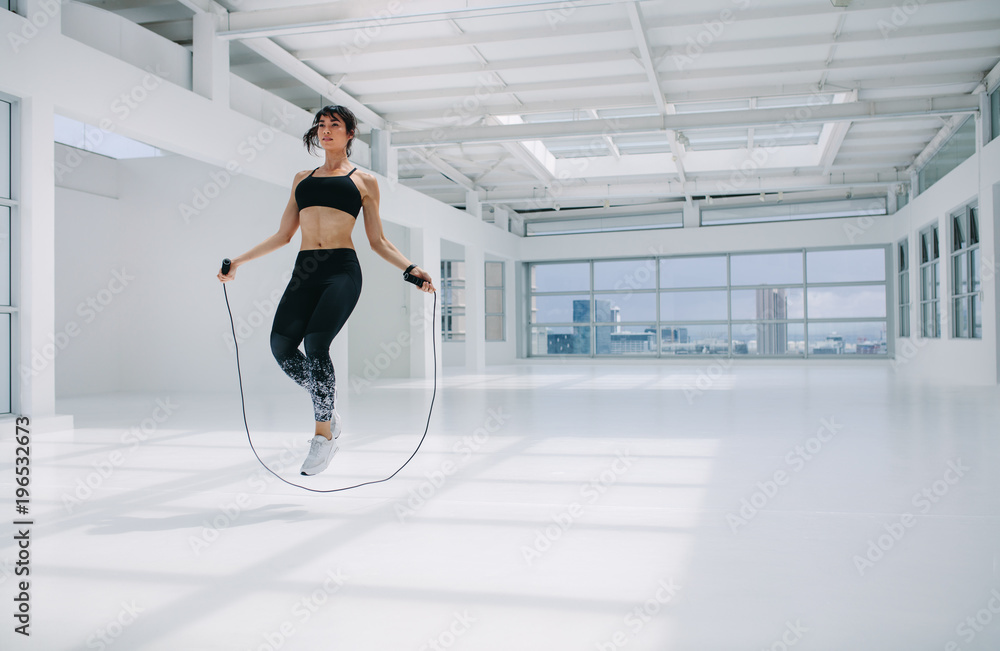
[
  {"left": 731, "top": 322, "right": 804, "bottom": 356},
  {"left": 971, "top": 248, "right": 980, "bottom": 292},
  {"left": 731, "top": 288, "right": 803, "bottom": 320},
  {"left": 485, "top": 288, "right": 503, "bottom": 314},
  {"left": 918, "top": 116, "right": 976, "bottom": 193},
  {"left": 0, "top": 100, "right": 8, "bottom": 199},
  {"left": 597, "top": 324, "right": 657, "bottom": 355},
  {"left": 595, "top": 292, "right": 656, "bottom": 322},
  {"left": 486, "top": 315, "right": 503, "bottom": 341},
  {"left": 807, "top": 249, "right": 885, "bottom": 283},
  {"left": 530, "top": 326, "right": 589, "bottom": 355},
  {"left": 973, "top": 295, "right": 982, "bottom": 338},
  {"left": 660, "top": 290, "right": 728, "bottom": 321},
  {"left": 731, "top": 252, "right": 802, "bottom": 285},
  {"left": 954, "top": 297, "right": 969, "bottom": 338},
  {"left": 659, "top": 324, "right": 730, "bottom": 355},
  {"left": 485, "top": 261, "right": 503, "bottom": 286},
  {"left": 808, "top": 322, "right": 887, "bottom": 354},
  {"left": 921, "top": 265, "right": 938, "bottom": 300},
  {"left": 0, "top": 314, "right": 8, "bottom": 413},
  {"left": 531, "top": 262, "right": 589, "bottom": 292},
  {"left": 992, "top": 86, "right": 1000, "bottom": 143},
  {"left": 532, "top": 294, "right": 589, "bottom": 323},
  {"left": 953, "top": 253, "right": 969, "bottom": 295},
  {"left": 0, "top": 205, "right": 8, "bottom": 305},
  {"left": 660, "top": 256, "right": 727, "bottom": 288},
  {"left": 807, "top": 286, "right": 886, "bottom": 318},
  {"left": 594, "top": 259, "right": 656, "bottom": 290}
]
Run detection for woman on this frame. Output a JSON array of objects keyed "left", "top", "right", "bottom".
[{"left": 217, "top": 105, "right": 435, "bottom": 477}]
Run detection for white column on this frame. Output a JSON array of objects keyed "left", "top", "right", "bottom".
[
  {"left": 504, "top": 255, "right": 518, "bottom": 359},
  {"left": 683, "top": 200, "right": 700, "bottom": 228},
  {"left": 466, "top": 189, "right": 481, "bottom": 220},
  {"left": 493, "top": 206, "right": 509, "bottom": 232},
  {"left": 19, "top": 95, "right": 70, "bottom": 430},
  {"left": 370, "top": 128, "right": 397, "bottom": 181},
  {"left": 193, "top": 12, "right": 230, "bottom": 103},
  {"left": 465, "top": 245, "right": 485, "bottom": 371},
  {"left": 409, "top": 227, "right": 441, "bottom": 380}
]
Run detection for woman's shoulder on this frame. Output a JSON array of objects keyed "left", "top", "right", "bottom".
[
  {"left": 353, "top": 168, "right": 377, "bottom": 184},
  {"left": 292, "top": 168, "right": 315, "bottom": 187}
]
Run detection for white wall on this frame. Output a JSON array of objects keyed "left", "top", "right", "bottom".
[
  {"left": 887, "top": 133, "right": 1000, "bottom": 385},
  {"left": 53, "top": 144, "right": 124, "bottom": 397}
]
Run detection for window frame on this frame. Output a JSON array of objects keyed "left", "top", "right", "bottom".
[
  {"left": 918, "top": 223, "right": 941, "bottom": 339},
  {"left": 484, "top": 260, "right": 505, "bottom": 342},
  {"left": 897, "top": 238, "right": 910, "bottom": 338},
  {"left": 0, "top": 92, "right": 18, "bottom": 415},
  {"left": 949, "top": 203, "right": 981, "bottom": 339},
  {"left": 526, "top": 246, "right": 889, "bottom": 359},
  {"left": 440, "top": 259, "right": 466, "bottom": 342}
]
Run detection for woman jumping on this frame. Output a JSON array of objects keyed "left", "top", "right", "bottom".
[{"left": 217, "top": 105, "right": 435, "bottom": 476}]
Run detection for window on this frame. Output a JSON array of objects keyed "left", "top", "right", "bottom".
[
  {"left": 917, "top": 116, "right": 976, "bottom": 194},
  {"left": 918, "top": 224, "right": 941, "bottom": 338},
  {"left": 991, "top": 86, "right": 999, "bottom": 143},
  {"left": 702, "top": 197, "right": 886, "bottom": 227},
  {"left": 440, "top": 260, "right": 465, "bottom": 342},
  {"left": 485, "top": 261, "right": 505, "bottom": 342},
  {"left": 897, "top": 239, "right": 910, "bottom": 338},
  {"left": 527, "top": 247, "right": 888, "bottom": 358},
  {"left": 951, "top": 204, "right": 981, "bottom": 339},
  {"left": 0, "top": 96, "right": 13, "bottom": 414}
]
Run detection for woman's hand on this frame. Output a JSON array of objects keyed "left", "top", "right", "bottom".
[
  {"left": 409, "top": 266, "right": 436, "bottom": 293},
  {"left": 217, "top": 260, "right": 239, "bottom": 283}
]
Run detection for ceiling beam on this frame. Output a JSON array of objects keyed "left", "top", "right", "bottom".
[
  {"left": 402, "top": 148, "right": 477, "bottom": 191},
  {"left": 240, "top": 37, "right": 386, "bottom": 130},
  {"left": 521, "top": 202, "right": 686, "bottom": 223},
  {"left": 662, "top": 20, "right": 1000, "bottom": 66},
  {"left": 668, "top": 47, "right": 1000, "bottom": 81},
  {"left": 355, "top": 47, "right": 997, "bottom": 106},
  {"left": 391, "top": 95, "right": 981, "bottom": 147},
  {"left": 905, "top": 114, "right": 968, "bottom": 175},
  {"left": 333, "top": 48, "right": 641, "bottom": 82},
  {"left": 357, "top": 75, "right": 649, "bottom": 105},
  {"left": 170, "top": 0, "right": 385, "bottom": 130},
  {"left": 217, "top": 0, "right": 627, "bottom": 40},
  {"left": 377, "top": 74, "right": 983, "bottom": 123},
  {"left": 626, "top": 1, "right": 691, "bottom": 202},
  {"left": 469, "top": 171, "right": 906, "bottom": 204},
  {"left": 212, "top": 0, "right": 972, "bottom": 42}
]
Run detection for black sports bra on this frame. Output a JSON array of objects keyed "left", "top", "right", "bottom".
[{"left": 295, "top": 167, "right": 362, "bottom": 218}]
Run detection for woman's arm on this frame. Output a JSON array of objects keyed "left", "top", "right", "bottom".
[
  {"left": 359, "top": 172, "right": 436, "bottom": 293},
  {"left": 218, "top": 171, "right": 306, "bottom": 282}
]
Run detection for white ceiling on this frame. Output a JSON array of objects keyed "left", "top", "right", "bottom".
[{"left": 77, "top": 0, "right": 1000, "bottom": 228}]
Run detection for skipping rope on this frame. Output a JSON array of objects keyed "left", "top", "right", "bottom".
[{"left": 219, "top": 258, "right": 437, "bottom": 493}]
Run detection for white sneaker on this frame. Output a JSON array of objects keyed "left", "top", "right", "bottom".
[
  {"left": 299, "top": 411, "right": 343, "bottom": 476},
  {"left": 300, "top": 434, "right": 338, "bottom": 476}
]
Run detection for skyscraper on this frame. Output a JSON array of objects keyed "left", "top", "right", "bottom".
[{"left": 756, "top": 288, "right": 788, "bottom": 355}]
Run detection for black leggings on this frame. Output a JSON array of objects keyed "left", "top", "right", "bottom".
[{"left": 270, "top": 248, "right": 362, "bottom": 422}]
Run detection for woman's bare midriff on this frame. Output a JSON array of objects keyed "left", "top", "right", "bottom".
[{"left": 298, "top": 206, "right": 357, "bottom": 251}]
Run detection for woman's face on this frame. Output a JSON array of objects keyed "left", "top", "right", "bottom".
[{"left": 316, "top": 112, "right": 353, "bottom": 154}]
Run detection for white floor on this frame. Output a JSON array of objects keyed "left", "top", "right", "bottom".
[{"left": 3, "top": 362, "right": 1000, "bottom": 650}]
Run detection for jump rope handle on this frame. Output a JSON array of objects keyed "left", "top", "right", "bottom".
[
  {"left": 221, "top": 258, "right": 232, "bottom": 275},
  {"left": 403, "top": 263, "right": 424, "bottom": 288}
]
